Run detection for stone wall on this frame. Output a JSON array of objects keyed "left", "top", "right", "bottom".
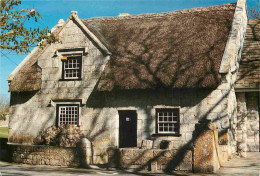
[
  {"left": 236, "top": 92, "right": 248, "bottom": 156},
  {"left": 8, "top": 144, "right": 88, "bottom": 167},
  {"left": 236, "top": 92, "right": 259, "bottom": 152},
  {"left": 118, "top": 148, "right": 192, "bottom": 172},
  {"left": 8, "top": 16, "right": 109, "bottom": 144},
  {"left": 8, "top": 79, "right": 239, "bottom": 165},
  {"left": 246, "top": 92, "right": 259, "bottom": 151},
  {"left": 8, "top": 127, "right": 230, "bottom": 174}
]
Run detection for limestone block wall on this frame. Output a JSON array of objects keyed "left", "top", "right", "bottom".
[
  {"left": 118, "top": 148, "right": 192, "bottom": 171},
  {"left": 8, "top": 77, "right": 238, "bottom": 165},
  {"left": 8, "top": 144, "right": 87, "bottom": 167},
  {"left": 246, "top": 92, "right": 259, "bottom": 151},
  {"left": 218, "top": 0, "right": 247, "bottom": 154},
  {"left": 8, "top": 18, "right": 108, "bottom": 143},
  {"left": 236, "top": 92, "right": 259, "bottom": 152},
  {"left": 82, "top": 73, "right": 237, "bottom": 164},
  {"left": 236, "top": 92, "right": 248, "bottom": 156}
]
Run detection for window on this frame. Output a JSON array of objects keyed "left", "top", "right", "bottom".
[
  {"left": 57, "top": 104, "right": 79, "bottom": 126},
  {"left": 156, "top": 108, "right": 180, "bottom": 135},
  {"left": 62, "top": 56, "right": 82, "bottom": 80}
]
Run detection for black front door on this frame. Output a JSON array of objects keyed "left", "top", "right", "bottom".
[{"left": 119, "top": 110, "right": 137, "bottom": 148}]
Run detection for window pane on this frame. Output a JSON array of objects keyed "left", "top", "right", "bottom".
[
  {"left": 157, "top": 109, "right": 179, "bottom": 134},
  {"left": 59, "top": 105, "right": 79, "bottom": 126},
  {"left": 63, "top": 57, "right": 81, "bottom": 79}
]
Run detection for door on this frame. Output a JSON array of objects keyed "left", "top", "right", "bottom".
[{"left": 119, "top": 110, "right": 137, "bottom": 148}]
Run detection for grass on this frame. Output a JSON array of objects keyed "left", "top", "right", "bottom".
[{"left": 0, "top": 127, "right": 8, "bottom": 138}]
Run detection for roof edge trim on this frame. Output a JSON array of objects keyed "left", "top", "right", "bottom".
[
  {"left": 70, "top": 11, "right": 111, "bottom": 56},
  {"left": 219, "top": 0, "right": 248, "bottom": 74}
]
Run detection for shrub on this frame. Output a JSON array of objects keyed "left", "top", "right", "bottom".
[{"left": 36, "top": 124, "right": 84, "bottom": 147}]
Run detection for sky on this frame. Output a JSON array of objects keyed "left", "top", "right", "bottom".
[{"left": 0, "top": 0, "right": 258, "bottom": 101}]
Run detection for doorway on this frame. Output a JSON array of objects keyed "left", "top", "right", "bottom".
[{"left": 119, "top": 110, "right": 137, "bottom": 148}]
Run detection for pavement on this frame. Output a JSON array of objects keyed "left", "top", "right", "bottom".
[
  {"left": 0, "top": 162, "right": 185, "bottom": 176},
  {"left": 0, "top": 163, "right": 140, "bottom": 176},
  {"left": 216, "top": 152, "right": 260, "bottom": 176},
  {"left": 0, "top": 152, "right": 259, "bottom": 176}
]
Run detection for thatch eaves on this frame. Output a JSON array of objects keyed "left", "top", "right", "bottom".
[
  {"left": 7, "top": 19, "right": 66, "bottom": 92},
  {"left": 8, "top": 57, "right": 42, "bottom": 92}
]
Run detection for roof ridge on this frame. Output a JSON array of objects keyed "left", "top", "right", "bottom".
[{"left": 82, "top": 3, "right": 236, "bottom": 22}]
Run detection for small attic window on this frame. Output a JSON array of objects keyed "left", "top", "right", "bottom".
[
  {"left": 57, "top": 48, "right": 87, "bottom": 81},
  {"left": 62, "top": 56, "right": 82, "bottom": 80}
]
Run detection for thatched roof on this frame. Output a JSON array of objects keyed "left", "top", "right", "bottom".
[
  {"left": 8, "top": 50, "right": 42, "bottom": 92},
  {"left": 9, "top": 3, "right": 236, "bottom": 93},
  {"left": 8, "top": 20, "right": 65, "bottom": 92},
  {"left": 235, "top": 19, "right": 260, "bottom": 89},
  {"left": 82, "top": 3, "right": 236, "bottom": 91}
]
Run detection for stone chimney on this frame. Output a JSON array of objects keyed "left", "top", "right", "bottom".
[
  {"left": 71, "top": 11, "right": 78, "bottom": 17},
  {"left": 57, "top": 19, "right": 65, "bottom": 27},
  {"left": 118, "top": 13, "right": 130, "bottom": 17}
]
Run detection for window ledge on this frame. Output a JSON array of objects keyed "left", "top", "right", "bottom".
[
  {"left": 59, "top": 78, "right": 82, "bottom": 81},
  {"left": 151, "top": 133, "right": 182, "bottom": 137}
]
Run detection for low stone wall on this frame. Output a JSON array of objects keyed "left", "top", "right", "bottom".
[
  {"left": 8, "top": 144, "right": 88, "bottom": 167},
  {"left": 119, "top": 148, "right": 192, "bottom": 172}
]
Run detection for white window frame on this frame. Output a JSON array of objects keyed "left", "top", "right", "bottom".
[
  {"left": 54, "top": 101, "right": 81, "bottom": 127},
  {"left": 62, "top": 55, "right": 82, "bottom": 80},
  {"left": 156, "top": 108, "right": 180, "bottom": 135},
  {"left": 58, "top": 105, "right": 79, "bottom": 126},
  {"left": 55, "top": 48, "right": 86, "bottom": 81}
]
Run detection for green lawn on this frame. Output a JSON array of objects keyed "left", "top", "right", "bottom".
[{"left": 0, "top": 127, "right": 8, "bottom": 138}]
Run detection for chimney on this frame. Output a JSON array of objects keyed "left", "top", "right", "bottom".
[
  {"left": 57, "top": 19, "right": 65, "bottom": 27},
  {"left": 118, "top": 13, "right": 130, "bottom": 17},
  {"left": 71, "top": 11, "right": 78, "bottom": 17}
]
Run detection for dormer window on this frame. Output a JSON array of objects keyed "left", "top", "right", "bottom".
[{"left": 62, "top": 56, "right": 82, "bottom": 80}]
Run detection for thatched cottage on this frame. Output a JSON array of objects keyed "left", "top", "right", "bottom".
[{"left": 6, "top": 0, "right": 259, "bottom": 172}]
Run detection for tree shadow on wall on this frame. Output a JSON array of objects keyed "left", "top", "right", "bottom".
[{"left": 84, "top": 10, "right": 241, "bottom": 173}]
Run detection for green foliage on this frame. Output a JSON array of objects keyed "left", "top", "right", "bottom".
[{"left": 0, "top": 0, "right": 58, "bottom": 54}]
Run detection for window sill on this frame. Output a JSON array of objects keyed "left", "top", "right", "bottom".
[
  {"left": 59, "top": 78, "right": 82, "bottom": 81},
  {"left": 151, "top": 133, "right": 182, "bottom": 137}
]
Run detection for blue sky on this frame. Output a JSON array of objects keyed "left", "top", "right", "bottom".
[{"left": 0, "top": 0, "right": 257, "bottom": 100}]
